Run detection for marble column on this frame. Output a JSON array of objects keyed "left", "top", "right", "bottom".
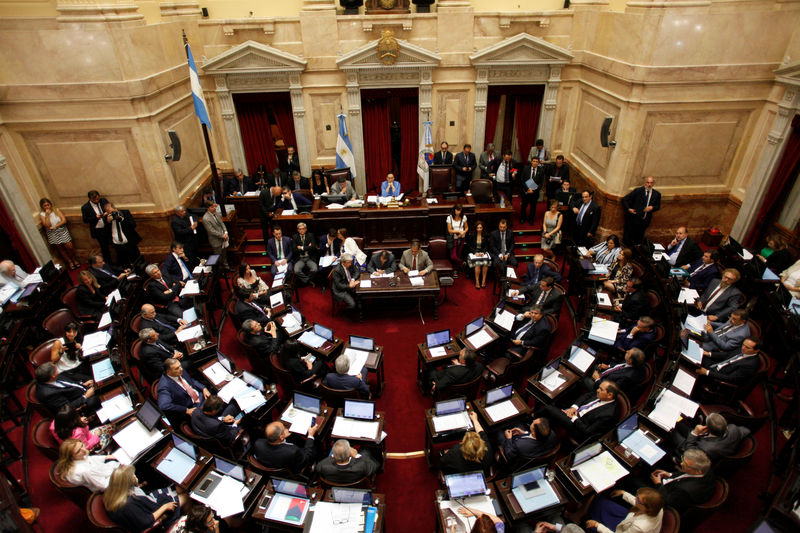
[
  {"left": 473, "top": 68, "right": 489, "bottom": 156},
  {"left": 0, "top": 153, "right": 51, "bottom": 264},
  {"left": 215, "top": 75, "right": 247, "bottom": 174},
  {"left": 346, "top": 73, "right": 367, "bottom": 195},
  {"left": 289, "top": 73, "right": 312, "bottom": 178},
  {"left": 539, "top": 66, "right": 562, "bottom": 150}
]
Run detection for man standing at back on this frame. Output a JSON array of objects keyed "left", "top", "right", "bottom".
[
  {"left": 479, "top": 143, "right": 496, "bottom": 179},
  {"left": 433, "top": 141, "right": 453, "bottom": 165},
  {"left": 453, "top": 144, "right": 477, "bottom": 192},
  {"left": 621, "top": 176, "right": 661, "bottom": 245},
  {"left": 81, "top": 190, "right": 112, "bottom": 264}
]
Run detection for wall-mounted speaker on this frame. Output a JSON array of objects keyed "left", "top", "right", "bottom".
[
  {"left": 201, "top": 7, "right": 208, "bottom": 17},
  {"left": 166, "top": 130, "right": 181, "bottom": 162},
  {"left": 600, "top": 117, "right": 613, "bottom": 148}
]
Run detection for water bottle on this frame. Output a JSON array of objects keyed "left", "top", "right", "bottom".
[{"left": 500, "top": 194, "right": 506, "bottom": 208}]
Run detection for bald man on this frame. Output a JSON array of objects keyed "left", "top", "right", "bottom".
[
  {"left": 139, "top": 303, "right": 188, "bottom": 346},
  {"left": 252, "top": 420, "right": 321, "bottom": 473},
  {"left": 621, "top": 176, "right": 661, "bottom": 245}
]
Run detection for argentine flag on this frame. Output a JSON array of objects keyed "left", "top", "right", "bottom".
[
  {"left": 186, "top": 43, "right": 211, "bottom": 129},
  {"left": 336, "top": 114, "right": 357, "bottom": 177},
  {"left": 417, "top": 121, "right": 434, "bottom": 191}
]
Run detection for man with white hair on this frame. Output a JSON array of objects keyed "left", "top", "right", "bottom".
[
  {"left": 323, "top": 354, "right": 370, "bottom": 397},
  {"left": 0, "top": 260, "right": 29, "bottom": 287},
  {"left": 292, "top": 222, "right": 318, "bottom": 286},
  {"left": 316, "top": 439, "right": 379, "bottom": 484},
  {"left": 331, "top": 253, "right": 361, "bottom": 311}
]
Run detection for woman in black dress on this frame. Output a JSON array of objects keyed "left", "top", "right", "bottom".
[{"left": 76, "top": 270, "right": 106, "bottom": 320}]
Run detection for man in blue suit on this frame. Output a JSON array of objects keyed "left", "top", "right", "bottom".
[
  {"left": 523, "top": 254, "right": 562, "bottom": 285},
  {"left": 685, "top": 250, "right": 721, "bottom": 293},
  {"left": 687, "top": 308, "right": 751, "bottom": 355},
  {"left": 323, "top": 354, "right": 370, "bottom": 397},
  {"left": 613, "top": 316, "right": 657, "bottom": 353},
  {"left": 267, "top": 225, "right": 294, "bottom": 276},
  {"left": 157, "top": 358, "right": 210, "bottom": 424},
  {"left": 509, "top": 306, "right": 551, "bottom": 351}
]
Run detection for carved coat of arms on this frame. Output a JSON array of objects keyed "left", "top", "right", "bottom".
[{"left": 377, "top": 30, "right": 399, "bottom": 65}]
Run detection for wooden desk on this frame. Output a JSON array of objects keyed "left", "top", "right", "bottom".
[
  {"left": 434, "top": 488, "right": 499, "bottom": 533},
  {"left": 602, "top": 419, "right": 666, "bottom": 470},
  {"left": 473, "top": 391, "right": 531, "bottom": 429},
  {"left": 188, "top": 464, "right": 263, "bottom": 518},
  {"left": 97, "top": 380, "right": 141, "bottom": 425},
  {"left": 251, "top": 481, "right": 324, "bottom": 530},
  {"left": 278, "top": 313, "right": 311, "bottom": 338},
  {"left": 526, "top": 362, "right": 581, "bottom": 405},
  {"left": 423, "top": 403, "right": 475, "bottom": 467},
  {"left": 355, "top": 271, "right": 440, "bottom": 322},
  {"left": 298, "top": 335, "right": 343, "bottom": 362},
  {"left": 495, "top": 474, "right": 569, "bottom": 523},
  {"left": 320, "top": 491, "right": 386, "bottom": 533},
  {"left": 330, "top": 409, "right": 386, "bottom": 445},
  {"left": 554, "top": 455, "right": 594, "bottom": 500},
  {"left": 345, "top": 343, "right": 385, "bottom": 397},
  {"left": 149, "top": 442, "right": 212, "bottom": 491},
  {"left": 416, "top": 341, "right": 461, "bottom": 386}
]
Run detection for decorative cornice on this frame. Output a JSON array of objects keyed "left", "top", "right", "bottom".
[{"left": 56, "top": 1, "right": 144, "bottom": 24}]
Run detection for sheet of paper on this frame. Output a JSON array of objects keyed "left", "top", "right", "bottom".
[
  {"left": 182, "top": 307, "right": 198, "bottom": 323},
  {"left": 684, "top": 314, "right": 707, "bottom": 334},
  {"left": 156, "top": 448, "right": 196, "bottom": 484},
  {"left": 466, "top": 329, "right": 493, "bottom": 349},
  {"left": 468, "top": 253, "right": 487, "bottom": 260},
  {"left": 235, "top": 388, "right": 266, "bottom": 413},
  {"left": 217, "top": 377, "right": 248, "bottom": 403},
  {"left": 573, "top": 450, "right": 628, "bottom": 493},
  {"left": 568, "top": 346, "right": 596, "bottom": 373},
  {"left": 485, "top": 399, "right": 518, "bottom": 422},
  {"left": 493, "top": 309, "right": 516, "bottom": 331},
  {"left": 506, "top": 289, "right": 525, "bottom": 301},
  {"left": 409, "top": 276, "right": 424, "bottom": 286},
  {"left": 178, "top": 280, "right": 200, "bottom": 297},
  {"left": 590, "top": 263, "right": 609, "bottom": 275},
  {"left": 203, "top": 361, "right": 234, "bottom": 384},
  {"left": 176, "top": 324, "right": 204, "bottom": 342},
  {"left": 112, "top": 420, "right": 162, "bottom": 459},
  {"left": 344, "top": 348, "right": 369, "bottom": 376},
  {"left": 512, "top": 480, "right": 560, "bottom": 514},
  {"left": 408, "top": 269, "right": 420, "bottom": 277},
  {"left": 740, "top": 249, "right": 753, "bottom": 260},
  {"left": 678, "top": 288, "right": 700, "bottom": 304},
  {"left": 21, "top": 273, "right": 42, "bottom": 286},
  {"left": 111, "top": 447, "right": 133, "bottom": 465},
  {"left": 360, "top": 280, "right": 372, "bottom": 288},
  {"left": 428, "top": 346, "right": 448, "bottom": 358},
  {"left": 506, "top": 267, "right": 517, "bottom": 279},
  {"left": 652, "top": 252, "right": 664, "bottom": 261},
  {"left": 82, "top": 330, "right": 111, "bottom": 356},
  {"left": 281, "top": 313, "right": 302, "bottom": 334},
  {"left": 653, "top": 243, "right": 665, "bottom": 251},
  {"left": 648, "top": 402, "right": 684, "bottom": 430},
  {"left": 298, "top": 330, "right": 325, "bottom": 349},
  {"left": 271, "top": 277, "right": 284, "bottom": 289},
  {"left": 281, "top": 402, "right": 315, "bottom": 434},
  {"left": 432, "top": 412, "right": 472, "bottom": 433},
  {"left": 309, "top": 501, "right": 361, "bottom": 533},
  {"left": 672, "top": 368, "right": 696, "bottom": 396},
  {"left": 577, "top": 247, "right": 589, "bottom": 256},
  {"left": 97, "top": 394, "right": 133, "bottom": 423},
  {"left": 270, "top": 292, "right": 284, "bottom": 307},
  {"left": 105, "top": 289, "right": 121, "bottom": 307},
  {"left": 439, "top": 496, "right": 495, "bottom": 531},
  {"left": 621, "top": 429, "right": 666, "bottom": 466},
  {"left": 681, "top": 339, "right": 703, "bottom": 365},
  {"left": 319, "top": 256, "right": 337, "bottom": 268},
  {"left": 596, "top": 292, "right": 612, "bottom": 306},
  {"left": 192, "top": 265, "right": 212, "bottom": 274},
  {"left": 661, "top": 389, "right": 700, "bottom": 417},
  {"left": 98, "top": 312, "right": 113, "bottom": 329},
  {"left": 540, "top": 371, "right": 567, "bottom": 391},
  {"left": 426, "top": 198, "right": 438, "bottom": 204},
  {"left": 332, "top": 417, "right": 380, "bottom": 440},
  {"left": 206, "top": 475, "right": 246, "bottom": 518}
]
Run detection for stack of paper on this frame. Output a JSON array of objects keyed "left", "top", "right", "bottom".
[
  {"left": 466, "top": 329, "right": 493, "bottom": 349},
  {"left": 485, "top": 399, "right": 518, "bottom": 421},
  {"left": 272, "top": 277, "right": 284, "bottom": 289},
  {"left": 684, "top": 314, "right": 707, "bottom": 334},
  {"left": 360, "top": 280, "right": 372, "bottom": 288},
  {"left": 180, "top": 280, "right": 200, "bottom": 296},
  {"left": 409, "top": 276, "right": 424, "bottom": 286},
  {"left": 672, "top": 368, "right": 696, "bottom": 396},
  {"left": 176, "top": 324, "right": 204, "bottom": 342},
  {"left": 588, "top": 317, "right": 619, "bottom": 345},
  {"left": 332, "top": 417, "right": 380, "bottom": 440},
  {"left": 573, "top": 450, "right": 628, "bottom": 492},
  {"left": 577, "top": 247, "right": 589, "bottom": 256},
  {"left": 648, "top": 389, "right": 700, "bottom": 430},
  {"left": 468, "top": 253, "right": 487, "bottom": 260},
  {"left": 112, "top": 419, "right": 162, "bottom": 460},
  {"left": 21, "top": 273, "right": 42, "bottom": 286},
  {"left": 83, "top": 330, "right": 111, "bottom": 357},
  {"left": 309, "top": 502, "right": 360, "bottom": 533},
  {"left": 319, "top": 256, "right": 337, "bottom": 268},
  {"left": 97, "top": 394, "right": 133, "bottom": 422},
  {"left": 428, "top": 346, "right": 448, "bottom": 358},
  {"left": 192, "top": 265, "right": 213, "bottom": 275},
  {"left": 204, "top": 475, "right": 247, "bottom": 518},
  {"left": 426, "top": 198, "right": 438, "bottom": 204},
  {"left": 270, "top": 292, "right": 284, "bottom": 307},
  {"left": 493, "top": 309, "right": 516, "bottom": 331},
  {"left": 298, "top": 330, "right": 325, "bottom": 349},
  {"left": 678, "top": 288, "right": 699, "bottom": 304},
  {"left": 432, "top": 411, "right": 472, "bottom": 433},
  {"left": 568, "top": 346, "right": 595, "bottom": 373},
  {"left": 105, "top": 289, "right": 121, "bottom": 307},
  {"left": 540, "top": 371, "right": 567, "bottom": 391},
  {"left": 98, "top": 312, "right": 113, "bottom": 329},
  {"left": 280, "top": 313, "right": 302, "bottom": 335},
  {"left": 589, "top": 263, "right": 609, "bottom": 275},
  {"left": 281, "top": 402, "right": 315, "bottom": 434},
  {"left": 512, "top": 480, "right": 560, "bottom": 513},
  {"left": 506, "top": 267, "right": 517, "bottom": 279},
  {"left": 596, "top": 293, "right": 612, "bottom": 307}
]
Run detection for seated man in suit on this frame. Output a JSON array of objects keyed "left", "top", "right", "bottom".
[
  {"left": 516, "top": 276, "right": 564, "bottom": 317},
  {"left": 665, "top": 226, "right": 703, "bottom": 269},
  {"left": 34, "top": 362, "right": 99, "bottom": 414},
  {"left": 682, "top": 308, "right": 750, "bottom": 355},
  {"left": 235, "top": 288, "right": 273, "bottom": 327},
  {"left": 439, "top": 412, "right": 492, "bottom": 475},
  {"left": 190, "top": 394, "right": 242, "bottom": 447},
  {"left": 367, "top": 250, "right": 397, "bottom": 275},
  {"left": 139, "top": 303, "right": 187, "bottom": 347},
  {"left": 523, "top": 254, "right": 561, "bottom": 285},
  {"left": 253, "top": 420, "right": 321, "bottom": 474},
  {"left": 319, "top": 228, "right": 342, "bottom": 261},
  {"left": 380, "top": 173, "right": 402, "bottom": 198},
  {"left": 316, "top": 439, "right": 379, "bottom": 484},
  {"left": 157, "top": 358, "right": 210, "bottom": 424},
  {"left": 685, "top": 250, "right": 721, "bottom": 293},
  {"left": 613, "top": 278, "right": 649, "bottom": 327},
  {"left": 138, "top": 328, "right": 184, "bottom": 379},
  {"left": 696, "top": 337, "right": 761, "bottom": 386},
  {"left": 277, "top": 185, "right": 311, "bottom": 211},
  {"left": 144, "top": 263, "right": 192, "bottom": 317},
  {"left": 399, "top": 239, "right": 433, "bottom": 276},
  {"left": 509, "top": 305, "right": 552, "bottom": 352},
  {"left": 163, "top": 242, "right": 197, "bottom": 286},
  {"left": 428, "top": 348, "right": 484, "bottom": 396},
  {"left": 488, "top": 219, "right": 518, "bottom": 268},
  {"left": 266, "top": 167, "right": 287, "bottom": 189},
  {"left": 584, "top": 348, "right": 647, "bottom": 398},
  {"left": 222, "top": 169, "right": 255, "bottom": 197},
  {"left": 0, "top": 259, "right": 28, "bottom": 287},
  {"left": 613, "top": 316, "right": 657, "bottom": 353},
  {"left": 267, "top": 225, "right": 293, "bottom": 276},
  {"left": 288, "top": 170, "right": 310, "bottom": 191},
  {"left": 332, "top": 253, "right": 361, "bottom": 311},
  {"left": 330, "top": 175, "right": 357, "bottom": 200},
  {"left": 433, "top": 141, "right": 453, "bottom": 165},
  {"left": 323, "top": 354, "right": 370, "bottom": 398},
  {"left": 241, "top": 318, "right": 281, "bottom": 356},
  {"left": 641, "top": 449, "right": 715, "bottom": 514},
  {"left": 498, "top": 417, "right": 558, "bottom": 465},
  {"left": 292, "top": 222, "right": 318, "bottom": 286},
  {"left": 696, "top": 268, "right": 743, "bottom": 322},
  {"left": 88, "top": 254, "right": 130, "bottom": 295},
  {"left": 539, "top": 380, "right": 620, "bottom": 442},
  {"left": 676, "top": 413, "right": 751, "bottom": 462}
]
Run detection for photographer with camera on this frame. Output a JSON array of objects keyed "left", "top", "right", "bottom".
[{"left": 103, "top": 202, "right": 141, "bottom": 268}]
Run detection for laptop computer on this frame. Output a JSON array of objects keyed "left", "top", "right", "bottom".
[
  {"left": 571, "top": 441, "right": 603, "bottom": 468},
  {"left": 293, "top": 392, "right": 321, "bottom": 416},
  {"left": 343, "top": 399, "right": 376, "bottom": 421},
  {"left": 349, "top": 335, "right": 375, "bottom": 352},
  {"left": 540, "top": 358, "right": 561, "bottom": 380},
  {"left": 331, "top": 487, "right": 373, "bottom": 505},
  {"left": 39, "top": 260, "right": 58, "bottom": 283},
  {"left": 444, "top": 471, "right": 488, "bottom": 499},
  {"left": 136, "top": 399, "right": 162, "bottom": 432},
  {"left": 426, "top": 329, "right": 450, "bottom": 348},
  {"left": 272, "top": 477, "right": 309, "bottom": 498},
  {"left": 435, "top": 397, "right": 467, "bottom": 417},
  {"left": 91, "top": 357, "right": 116, "bottom": 385},
  {"left": 313, "top": 323, "right": 334, "bottom": 342},
  {"left": 242, "top": 370, "right": 265, "bottom": 392},
  {"left": 485, "top": 384, "right": 513, "bottom": 406},
  {"left": 172, "top": 434, "right": 197, "bottom": 459},
  {"left": 616, "top": 413, "right": 666, "bottom": 466},
  {"left": 215, "top": 457, "right": 245, "bottom": 483},
  {"left": 205, "top": 255, "right": 220, "bottom": 267},
  {"left": 465, "top": 316, "right": 484, "bottom": 337},
  {"left": 156, "top": 443, "right": 196, "bottom": 485}
]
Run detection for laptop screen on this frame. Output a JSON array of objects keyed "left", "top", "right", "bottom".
[
  {"left": 511, "top": 466, "right": 546, "bottom": 489},
  {"left": 172, "top": 434, "right": 196, "bottom": 460},
  {"left": 136, "top": 399, "right": 161, "bottom": 431},
  {"left": 486, "top": 384, "right": 513, "bottom": 405},
  {"left": 349, "top": 335, "right": 374, "bottom": 351},
  {"left": 572, "top": 441, "right": 603, "bottom": 466},
  {"left": 293, "top": 392, "right": 321, "bottom": 415},
  {"left": 445, "top": 471, "right": 487, "bottom": 499},
  {"left": 272, "top": 477, "right": 308, "bottom": 498},
  {"left": 331, "top": 487, "right": 372, "bottom": 504},
  {"left": 313, "top": 323, "right": 334, "bottom": 341},
  {"left": 343, "top": 399, "right": 375, "bottom": 420},
  {"left": 242, "top": 370, "right": 264, "bottom": 392},
  {"left": 616, "top": 413, "right": 639, "bottom": 443},
  {"left": 215, "top": 457, "right": 244, "bottom": 482},
  {"left": 465, "top": 317, "right": 484, "bottom": 336},
  {"left": 91, "top": 358, "right": 115, "bottom": 383},
  {"left": 217, "top": 352, "right": 234, "bottom": 374},
  {"left": 435, "top": 397, "right": 466, "bottom": 416},
  {"left": 426, "top": 329, "right": 450, "bottom": 348},
  {"left": 206, "top": 255, "right": 220, "bottom": 267},
  {"left": 762, "top": 268, "right": 779, "bottom": 281},
  {"left": 541, "top": 358, "right": 561, "bottom": 379}
]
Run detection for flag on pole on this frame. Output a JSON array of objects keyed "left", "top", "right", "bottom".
[
  {"left": 336, "top": 114, "right": 357, "bottom": 177},
  {"left": 185, "top": 42, "right": 211, "bottom": 129},
  {"left": 417, "top": 121, "right": 434, "bottom": 191}
]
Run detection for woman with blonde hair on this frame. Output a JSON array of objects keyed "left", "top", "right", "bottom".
[
  {"left": 439, "top": 411, "right": 491, "bottom": 474},
  {"left": 76, "top": 270, "right": 106, "bottom": 320},
  {"left": 104, "top": 464, "right": 186, "bottom": 531},
  {"left": 55, "top": 439, "right": 118, "bottom": 492},
  {"left": 39, "top": 197, "right": 79, "bottom": 269}
]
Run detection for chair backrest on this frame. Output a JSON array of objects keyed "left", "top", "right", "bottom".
[
  {"left": 630, "top": 261, "right": 646, "bottom": 280},
  {"left": 715, "top": 434, "right": 756, "bottom": 476},
  {"left": 226, "top": 298, "right": 242, "bottom": 331},
  {"left": 32, "top": 418, "right": 60, "bottom": 460},
  {"left": 746, "top": 319, "right": 761, "bottom": 341},
  {"left": 629, "top": 362, "right": 655, "bottom": 407},
  {"left": 645, "top": 289, "right": 662, "bottom": 313},
  {"left": 26, "top": 382, "right": 53, "bottom": 419},
  {"left": 270, "top": 352, "right": 296, "bottom": 393},
  {"left": 683, "top": 478, "right": 728, "bottom": 527},
  {"left": 469, "top": 179, "right": 494, "bottom": 204},
  {"left": 318, "top": 473, "right": 374, "bottom": 490},
  {"left": 42, "top": 308, "right": 78, "bottom": 338},
  {"left": 615, "top": 391, "right": 631, "bottom": 422},
  {"left": 352, "top": 236, "right": 364, "bottom": 252},
  {"left": 247, "top": 453, "right": 292, "bottom": 478},
  {"left": 327, "top": 167, "right": 352, "bottom": 185},
  {"left": 50, "top": 462, "right": 92, "bottom": 508},
  {"left": 29, "top": 339, "right": 57, "bottom": 367},
  {"left": 60, "top": 286, "right": 81, "bottom": 316},
  {"left": 543, "top": 258, "right": 560, "bottom": 273},
  {"left": 86, "top": 492, "right": 124, "bottom": 531},
  {"left": 660, "top": 506, "right": 680, "bottom": 533},
  {"left": 433, "top": 372, "right": 483, "bottom": 402},
  {"left": 319, "top": 382, "right": 362, "bottom": 408},
  {"left": 429, "top": 166, "right": 453, "bottom": 193},
  {"left": 429, "top": 238, "right": 449, "bottom": 261},
  {"left": 179, "top": 421, "right": 219, "bottom": 451},
  {"left": 128, "top": 314, "right": 142, "bottom": 335}
]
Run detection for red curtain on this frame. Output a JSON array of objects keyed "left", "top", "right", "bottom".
[
  {"left": 361, "top": 98, "right": 392, "bottom": 194},
  {"left": 483, "top": 95, "right": 501, "bottom": 151},
  {"left": 515, "top": 95, "right": 541, "bottom": 162},
  {"left": 272, "top": 102, "right": 297, "bottom": 154},
  {"left": 235, "top": 100, "right": 278, "bottom": 176},
  {"left": 745, "top": 114, "right": 800, "bottom": 248},
  {"left": 0, "top": 199, "right": 35, "bottom": 271},
  {"left": 398, "top": 97, "right": 419, "bottom": 193}
]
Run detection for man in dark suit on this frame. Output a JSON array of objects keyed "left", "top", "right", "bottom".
[
  {"left": 428, "top": 348, "right": 484, "bottom": 395},
  {"left": 316, "top": 439, "right": 379, "bottom": 484},
  {"left": 258, "top": 185, "right": 283, "bottom": 244},
  {"left": 267, "top": 225, "right": 294, "bottom": 276},
  {"left": 685, "top": 250, "right": 721, "bottom": 293},
  {"left": 697, "top": 337, "right": 761, "bottom": 386},
  {"left": 519, "top": 156, "right": 545, "bottom": 225},
  {"left": 676, "top": 413, "right": 751, "bottom": 462},
  {"left": 235, "top": 289, "right": 273, "bottom": 327},
  {"left": 545, "top": 155, "right": 570, "bottom": 203},
  {"left": 163, "top": 242, "right": 198, "bottom": 286},
  {"left": 539, "top": 380, "right": 620, "bottom": 441},
  {"left": 241, "top": 319, "right": 281, "bottom": 355},
  {"left": 332, "top": 253, "right": 360, "bottom": 311},
  {"left": 266, "top": 167, "right": 288, "bottom": 189},
  {"left": 517, "top": 277, "right": 563, "bottom": 317},
  {"left": 665, "top": 227, "right": 703, "bottom": 270},
  {"left": 433, "top": 141, "right": 453, "bottom": 165},
  {"left": 613, "top": 316, "right": 657, "bottom": 353},
  {"left": 144, "top": 263, "right": 191, "bottom": 316},
  {"left": 621, "top": 176, "right": 661, "bottom": 245},
  {"left": 81, "top": 190, "right": 112, "bottom": 264},
  {"left": 283, "top": 146, "right": 300, "bottom": 176},
  {"left": 614, "top": 278, "right": 650, "bottom": 327},
  {"left": 171, "top": 206, "right": 199, "bottom": 258},
  {"left": 498, "top": 417, "right": 558, "bottom": 464},
  {"left": 292, "top": 222, "right": 318, "bottom": 286},
  {"left": 34, "top": 362, "right": 99, "bottom": 414},
  {"left": 191, "top": 395, "right": 241, "bottom": 447},
  {"left": 687, "top": 308, "right": 750, "bottom": 354},
  {"left": 253, "top": 420, "right": 321, "bottom": 473},
  {"left": 509, "top": 306, "right": 552, "bottom": 351},
  {"left": 103, "top": 202, "right": 141, "bottom": 268},
  {"left": 367, "top": 250, "right": 397, "bottom": 275},
  {"left": 140, "top": 303, "right": 186, "bottom": 347},
  {"left": 453, "top": 143, "right": 477, "bottom": 192},
  {"left": 157, "top": 358, "right": 210, "bottom": 424},
  {"left": 524, "top": 254, "right": 562, "bottom": 285},
  {"left": 138, "top": 328, "right": 184, "bottom": 378},
  {"left": 572, "top": 190, "right": 601, "bottom": 246},
  {"left": 645, "top": 449, "right": 715, "bottom": 513},
  {"left": 489, "top": 150, "right": 518, "bottom": 202},
  {"left": 277, "top": 186, "right": 312, "bottom": 211},
  {"left": 323, "top": 354, "right": 370, "bottom": 397},
  {"left": 288, "top": 171, "right": 310, "bottom": 191},
  {"left": 488, "top": 219, "right": 518, "bottom": 267},
  {"left": 222, "top": 170, "right": 255, "bottom": 197},
  {"left": 696, "top": 269, "right": 744, "bottom": 322},
  {"left": 319, "top": 228, "right": 342, "bottom": 275},
  {"left": 584, "top": 348, "right": 647, "bottom": 397},
  {"left": 88, "top": 254, "right": 130, "bottom": 295}
]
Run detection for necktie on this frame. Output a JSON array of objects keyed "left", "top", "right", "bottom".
[
  {"left": 56, "top": 380, "right": 85, "bottom": 392},
  {"left": 250, "top": 302, "right": 267, "bottom": 316},
  {"left": 344, "top": 266, "right": 352, "bottom": 283},
  {"left": 101, "top": 267, "right": 114, "bottom": 277},
  {"left": 180, "top": 377, "right": 200, "bottom": 403},
  {"left": 501, "top": 232, "right": 506, "bottom": 255},
  {"left": 178, "top": 256, "right": 191, "bottom": 280},
  {"left": 713, "top": 353, "right": 750, "bottom": 370},
  {"left": 155, "top": 318, "right": 176, "bottom": 332},
  {"left": 669, "top": 240, "right": 684, "bottom": 264},
  {"left": 578, "top": 399, "right": 599, "bottom": 414},
  {"left": 156, "top": 342, "right": 172, "bottom": 354},
  {"left": 502, "top": 162, "right": 509, "bottom": 182},
  {"left": 703, "top": 285, "right": 725, "bottom": 311},
  {"left": 600, "top": 363, "right": 627, "bottom": 378},
  {"left": 277, "top": 239, "right": 283, "bottom": 260},
  {"left": 577, "top": 203, "right": 589, "bottom": 225},
  {"left": 92, "top": 203, "right": 104, "bottom": 228},
  {"left": 160, "top": 279, "right": 179, "bottom": 302},
  {"left": 644, "top": 189, "right": 652, "bottom": 219},
  {"left": 114, "top": 220, "right": 126, "bottom": 244},
  {"left": 536, "top": 290, "right": 548, "bottom": 305},
  {"left": 515, "top": 321, "right": 533, "bottom": 340},
  {"left": 691, "top": 263, "right": 709, "bottom": 277},
  {"left": 412, "top": 255, "right": 417, "bottom": 271},
  {"left": 532, "top": 269, "right": 540, "bottom": 284}
]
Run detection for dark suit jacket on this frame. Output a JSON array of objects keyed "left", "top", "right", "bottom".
[
  {"left": 259, "top": 188, "right": 280, "bottom": 223},
  {"left": 520, "top": 164, "right": 546, "bottom": 194},
  {"left": 593, "top": 364, "right": 646, "bottom": 396},
  {"left": 157, "top": 373, "right": 205, "bottom": 418},
  {"left": 488, "top": 229, "right": 515, "bottom": 260},
  {"left": 703, "top": 353, "right": 760, "bottom": 385},
  {"left": 267, "top": 236, "right": 294, "bottom": 265},
  {"left": 453, "top": 151, "right": 477, "bottom": 179},
  {"left": 266, "top": 174, "right": 288, "bottom": 189},
  {"left": 620, "top": 290, "right": 649, "bottom": 324},
  {"left": 512, "top": 318, "right": 552, "bottom": 349},
  {"left": 332, "top": 263, "right": 361, "bottom": 299},
  {"left": 35, "top": 380, "right": 87, "bottom": 412},
  {"left": 613, "top": 328, "right": 657, "bottom": 352},
  {"left": 146, "top": 277, "right": 182, "bottom": 307},
  {"left": 680, "top": 424, "right": 750, "bottom": 461},
  {"left": 687, "top": 261, "right": 721, "bottom": 293},
  {"left": 545, "top": 163, "right": 570, "bottom": 199},
  {"left": 657, "top": 472, "right": 716, "bottom": 514},
  {"left": 524, "top": 264, "right": 562, "bottom": 284},
  {"left": 323, "top": 371, "right": 370, "bottom": 397},
  {"left": 171, "top": 215, "right": 199, "bottom": 251},
  {"left": 367, "top": 252, "right": 397, "bottom": 274},
  {"left": 501, "top": 429, "right": 558, "bottom": 463},
  {"left": 235, "top": 300, "right": 272, "bottom": 327},
  {"left": 433, "top": 150, "right": 453, "bottom": 165},
  {"left": 431, "top": 362, "right": 484, "bottom": 392},
  {"left": 243, "top": 330, "right": 281, "bottom": 355},
  {"left": 222, "top": 175, "right": 255, "bottom": 197},
  {"left": 81, "top": 198, "right": 110, "bottom": 239},
  {"left": 489, "top": 157, "right": 519, "bottom": 178},
  {"left": 277, "top": 192, "right": 312, "bottom": 210},
  {"left": 140, "top": 341, "right": 177, "bottom": 377},
  {"left": 292, "top": 232, "right": 317, "bottom": 260},
  {"left": 88, "top": 265, "right": 121, "bottom": 295},
  {"left": 191, "top": 409, "right": 238, "bottom": 446},
  {"left": 109, "top": 209, "right": 141, "bottom": 246},
  {"left": 699, "top": 279, "right": 743, "bottom": 322},
  {"left": 319, "top": 236, "right": 342, "bottom": 259},
  {"left": 570, "top": 391, "right": 619, "bottom": 440},
  {"left": 253, "top": 438, "right": 315, "bottom": 473},
  {"left": 76, "top": 284, "right": 106, "bottom": 318},
  {"left": 163, "top": 252, "right": 198, "bottom": 285},
  {"left": 288, "top": 177, "right": 311, "bottom": 191},
  {"left": 621, "top": 186, "right": 661, "bottom": 224},
  {"left": 521, "top": 286, "right": 564, "bottom": 317},
  {"left": 466, "top": 233, "right": 490, "bottom": 255},
  {"left": 283, "top": 153, "right": 300, "bottom": 175},
  {"left": 286, "top": 356, "right": 326, "bottom": 382},
  {"left": 316, "top": 454, "right": 379, "bottom": 484},
  {"left": 140, "top": 314, "right": 181, "bottom": 346},
  {"left": 666, "top": 237, "right": 703, "bottom": 268},
  {"left": 574, "top": 201, "right": 602, "bottom": 237},
  {"left": 440, "top": 431, "right": 492, "bottom": 475}
]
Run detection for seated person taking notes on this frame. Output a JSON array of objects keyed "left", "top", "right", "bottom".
[
  {"left": 380, "top": 173, "right": 402, "bottom": 197},
  {"left": 428, "top": 348, "right": 484, "bottom": 395},
  {"left": 330, "top": 175, "right": 357, "bottom": 200},
  {"left": 323, "top": 354, "right": 370, "bottom": 398},
  {"left": 400, "top": 239, "right": 433, "bottom": 275},
  {"left": 253, "top": 420, "right": 321, "bottom": 473},
  {"left": 367, "top": 250, "right": 397, "bottom": 275}
]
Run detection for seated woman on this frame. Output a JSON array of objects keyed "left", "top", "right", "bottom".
[
  {"left": 169, "top": 502, "right": 227, "bottom": 533},
  {"left": 311, "top": 170, "right": 329, "bottom": 196},
  {"left": 446, "top": 204, "right": 468, "bottom": 272},
  {"left": 280, "top": 339, "right": 327, "bottom": 383},
  {"left": 104, "top": 464, "right": 187, "bottom": 531},
  {"left": 76, "top": 270, "right": 106, "bottom": 321},
  {"left": 50, "top": 404, "right": 114, "bottom": 450},
  {"left": 449, "top": 509, "right": 505, "bottom": 533},
  {"left": 338, "top": 227, "right": 367, "bottom": 268},
  {"left": 537, "top": 487, "right": 663, "bottom": 533},
  {"left": 56, "top": 439, "right": 119, "bottom": 492},
  {"left": 380, "top": 173, "right": 402, "bottom": 198},
  {"left": 585, "top": 234, "right": 621, "bottom": 266},
  {"left": 602, "top": 248, "right": 634, "bottom": 297},
  {"left": 759, "top": 234, "right": 795, "bottom": 274},
  {"left": 236, "top": 263, "right": 269, "bottom": 305},
  {"left": 50, "top": 322, "right": 90, "bottom": 382},
  {"left": 466, "top": 220, "right": 491, "bottom": 289},
  {"left": 439, "top": 412, "right": 491, "bottom": 475}
]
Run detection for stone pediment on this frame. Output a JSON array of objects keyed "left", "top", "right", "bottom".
[
  {"left": 775, "top": 61, "right": 800, "bottom": 88},
  {"left": 337, "top": 38, "right": 440, "bottom": 69},
  {"left": 202, "top": 40, "right": 306, "bottom": 74},
  {"left": 470, "top": 33, "right": 572, "bottom": 67}
]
